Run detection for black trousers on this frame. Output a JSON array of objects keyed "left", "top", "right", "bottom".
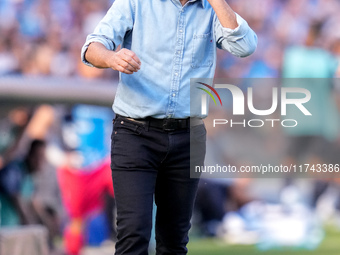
[{"left": 111, "top": 115, "right": 206, "bottom": 255}]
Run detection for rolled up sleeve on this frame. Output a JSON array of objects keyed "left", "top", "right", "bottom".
[
  {"left": 214, "top": 13, "right": 258, "bottom": 58},
  {"left": 81, "top": 35, "right": 116, "bottom": 67},
  {"left": 81, "top": 0, "right": 135, "bottom": 67}
]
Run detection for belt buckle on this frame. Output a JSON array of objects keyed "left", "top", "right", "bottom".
[
  {"left": 163, "top": 119, "right": 177, "bottom": 131},
  {"left": 126, "top": 118, "right": 148, "bottom": 127}
]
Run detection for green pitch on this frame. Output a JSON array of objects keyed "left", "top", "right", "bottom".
[{"left": 188, "top": 227, "right": 340, "bottom": 255}]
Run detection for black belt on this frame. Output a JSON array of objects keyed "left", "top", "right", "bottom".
[{"left": 115, "top": 114, "right": 203, "bottom": 131}]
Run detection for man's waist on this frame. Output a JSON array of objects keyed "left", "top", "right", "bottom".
[{"left": 115, "top": 114, "right": 203, "bottom": 132}]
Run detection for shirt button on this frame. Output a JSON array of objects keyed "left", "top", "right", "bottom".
[
  {"left": 179, "top": 29, "right": 183, "bottom": 33},
  {"left": 172, "top": 93, "right": 176, "bottom": 97},
  {"left": 174, "top": 73, "right": 178, "bottom": 76}
]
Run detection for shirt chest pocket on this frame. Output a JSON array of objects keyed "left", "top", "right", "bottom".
[{"left": 191, "top": 32, "right": 214, "bottom": 68}]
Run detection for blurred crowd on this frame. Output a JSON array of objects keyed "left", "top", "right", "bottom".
[
  {"left": 0, "top": 0, "right": 117, "bottom": 80},
  {"left": 220, "top": 0, "right": 340, "bottom": 78},
  {"left": 0, "top": 105, "right": 116, "bottom": 255},
  {"left": 0, "top": 0, "right": 340, "bottom": 79},
  {"left": 1, "top": 0, "right": 340, "bottom": 255}
]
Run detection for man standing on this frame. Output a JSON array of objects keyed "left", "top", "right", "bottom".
[{"left": 81, "top": 0, "right": 257, "bottom": 254}]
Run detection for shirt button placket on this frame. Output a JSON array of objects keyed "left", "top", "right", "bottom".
[
  {"left": 167, "top": 8, "right": 185, "bottom": 118},
  {"left": 168, "top": 9, "right": 185, "bottom": 118}
]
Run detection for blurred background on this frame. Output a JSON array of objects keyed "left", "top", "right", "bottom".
[{"left": 1, "top": 0, "right": 340, "bottom": 254}]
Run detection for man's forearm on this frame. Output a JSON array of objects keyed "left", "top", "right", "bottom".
[
  {"left": 85, "top": 42, "right": 115, "bottom": 68},
  {"left": 208, "top": 0, "right": 238, "bottom": 29},
  {"left": 84, "top": 42, "right": 141, "bottom": 74}
]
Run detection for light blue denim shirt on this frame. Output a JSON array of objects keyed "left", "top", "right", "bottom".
[{"left": 81, "top": 0, "right": 257, "bottom": 119}]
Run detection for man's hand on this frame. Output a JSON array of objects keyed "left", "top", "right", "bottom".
[
  {"left": 85, "top": 42, "right": 141, "bottom": 74},
  {"left": 107, "top": 48, "right": 141, "bottom": 74}
]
